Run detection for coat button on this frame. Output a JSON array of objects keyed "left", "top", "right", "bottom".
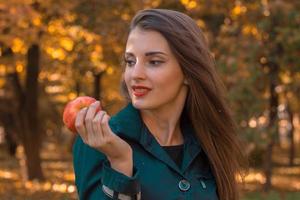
[{"left": 178, "top": 179, "right": 190, "bottom": 191}]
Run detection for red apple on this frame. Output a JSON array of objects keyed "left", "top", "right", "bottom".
[{"left": 63, "top": 96, "right": 101, "bottom": 133}]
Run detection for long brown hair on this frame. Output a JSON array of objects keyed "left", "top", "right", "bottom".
[{"left": 121, "top": 9, "right": 248, "bottom": 200}]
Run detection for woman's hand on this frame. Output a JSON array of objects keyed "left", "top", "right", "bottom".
[{"left": 75, "top": 101, "right": 133, "bottom": 176}]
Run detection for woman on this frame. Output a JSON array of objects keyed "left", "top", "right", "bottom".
[{"left": 73, "top": 8, "right": 248, "bottom": 200}]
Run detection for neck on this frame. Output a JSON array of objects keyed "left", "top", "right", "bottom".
[{"left": 140, "top": 99, "right": 186, "bottom": 146}]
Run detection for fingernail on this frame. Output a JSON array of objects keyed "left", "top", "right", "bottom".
[{"left": 93, "top": 101, "right": 99, "bottom": 105}]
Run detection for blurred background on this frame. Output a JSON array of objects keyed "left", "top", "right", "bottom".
[{"left": 0, "top": 0, "right": 299, "bottom": 199}]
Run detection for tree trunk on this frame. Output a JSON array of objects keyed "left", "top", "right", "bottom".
[
  {"left": 10, "top": 44, "right": 44, "bottom": 180},
  {"left": 2, "top": 113, "right": 18, "bottom": 156},
  {"left": 93, "top": 71, "right": 103, "bottom": 100},
  {"left": 23, "top": 44, "right": 44, "bottom": 180},
  {"left": 263, "top": 61, "right": 279, "bottom": 192},
  {"left": 286, "top": 102, "right": 295, "bottom": 166},
  {"left": 75, "top": 79, "right": 81, "bottom": 96}
]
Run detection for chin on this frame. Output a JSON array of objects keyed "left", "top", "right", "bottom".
[
  {"left": 131, "top": 100, "right": 146, "bottom": 109},
  {"left": 131, "top": 100, "right": 154, "bottom": 110}
]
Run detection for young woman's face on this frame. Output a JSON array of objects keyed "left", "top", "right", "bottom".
[{"left": 124, "top": 28, "right": 188, "bottom": 110}]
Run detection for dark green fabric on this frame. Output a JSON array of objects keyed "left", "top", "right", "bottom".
[
  {"left": 73, "top": 103, "right": 219, "bottom": 200},
  {"left": 102, "top": 160, "right": 141, "bottom": 194}
]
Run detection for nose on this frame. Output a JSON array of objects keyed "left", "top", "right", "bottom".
[{"left": 131, "top": 61, "right": 146, "bottom": 80}]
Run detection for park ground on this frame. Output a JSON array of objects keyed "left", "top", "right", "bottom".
[{"left": 0, "top": 134, "right": 299, "bottom": 200}]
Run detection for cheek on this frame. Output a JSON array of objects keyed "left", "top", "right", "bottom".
[
  {"left": 123, "top": 71, "right": 130, "bottom": 86},
  {"left": 155, "top": 71, "right": 184, "bottom": 89}
]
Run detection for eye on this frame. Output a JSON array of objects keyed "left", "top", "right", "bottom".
[
  {"left": 149, "top": 60, "right": 164, "bottom": 66},
  {"left": 124, "top": 59, "right": 136, "bottom": 67}
]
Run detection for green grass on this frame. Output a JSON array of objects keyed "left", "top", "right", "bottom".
[{"left": 242, "top": 191, "right": 300, "bottom": 200}]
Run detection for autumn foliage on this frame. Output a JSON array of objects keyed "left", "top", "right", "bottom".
[{"left": 0, "top": 0, "right": 299, "bottom": 199}]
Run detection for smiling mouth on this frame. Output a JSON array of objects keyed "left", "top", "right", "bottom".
[{"left": 132, "top": 88, "right": 151, "bottom": 97}]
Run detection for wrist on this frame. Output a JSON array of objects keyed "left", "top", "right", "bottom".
[
  {"left": 107, "top": 147, "right": 132, "bottom": 162},
  {"left": 109, "top": 159, "right": 133, "bottom": 177},
  {"left": 108, "top": 150, "right": 133, "bottom": 177}
]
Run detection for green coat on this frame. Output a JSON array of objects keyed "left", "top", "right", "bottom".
[{"left": 73, "top": 103, "right": 219, "bottom": 200}]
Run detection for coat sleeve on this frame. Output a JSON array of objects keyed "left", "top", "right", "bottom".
[{"left": 73, "top": 135, "right": 141, "bottom": 200}]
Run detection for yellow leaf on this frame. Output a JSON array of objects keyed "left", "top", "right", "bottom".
[
  {"left": 187, "top": 1, "right": 197, "bottom": 9},
  {"left": 180, "top": 0, "right": 197, "bottom": 10},
  {"left": 0, "top": 64, "right": 6, "bottom": 75},
  {"left": 106, "top": 67, "right": 114, "bottom": 75},
  {"left": 68, "top": 92, "right": 77, "bottom": 100},
  {"left": 60, "top": 38, "right": 74, "bottom": 51},
  {"left": 196, "top": 19, "right": 206, "bottom": 29},
  {"left": 242, "top": 25, "right": 258, "bottom": 37},
  {"left": 48, "top": 24, "right": 56, "bottom": 33},
  {"left": 180, "top": 0, "right": 189, "bottom": 6},
  {"left": 12, "top": 38, "right": 26, "bottom": 54},
  {"left": 231, "top": 4, "right": 247, "bottom": 17},
  {"left": 151, "top": 0, "right": 161, "bottom": 7},
  {"left": 18, "top": 19, "right": 29, "bottom": 28},
  {"left": 16, "top": 62, "right": 24, "bottom": 73},
  {"left": 94, "top": 45, "right": 102, "bottom": 53},
  {"left": 84, "top": 33, "right": 94, "bottom": 43},
  {"left": 280, "top": 73, "right": 292, "bottom": 84},
  {"left": 121, "top": 13, "right": 130, "bottom": 21},
  {"left": 32, "top": 17, "right": 41, "bottom": 26},
  {"left": 46, "top": 47, "right": 66, "bottom": 60}
]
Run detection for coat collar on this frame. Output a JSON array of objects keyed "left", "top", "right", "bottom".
[
  {"left": 109, "top": 103, "right": 143, "bottom": 141},
  {"left": 109, "top": 103, "right": 202, "bottom": 175}
]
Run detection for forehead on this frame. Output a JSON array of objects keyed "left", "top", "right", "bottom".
[{"left": 125, "top": 28, "right": 171, "bottom": 54}]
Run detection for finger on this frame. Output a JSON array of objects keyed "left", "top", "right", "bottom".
[
  {"left": 85, "top": 101, "right": 100, "bottom": 140},
  {"left": 92, "top": 110, "right": 106, "bottom": 138},
  {"left": 75, "top": 107, "right": 88, "bottom": 140},
  {"left": 101, "top": 113, "right": 112, "bottom": 137}
]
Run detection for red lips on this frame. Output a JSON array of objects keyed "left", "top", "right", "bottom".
[{"left": 132, "top": 85, "right": 151, "bottom": 97}]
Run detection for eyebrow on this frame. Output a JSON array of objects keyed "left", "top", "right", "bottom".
[{"left": 125, "top": 51, "right": 168, "bottom": 57}]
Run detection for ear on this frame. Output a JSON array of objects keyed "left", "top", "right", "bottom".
[{"left": 183, "top": 79, "right": 189, "bottom": 85}]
